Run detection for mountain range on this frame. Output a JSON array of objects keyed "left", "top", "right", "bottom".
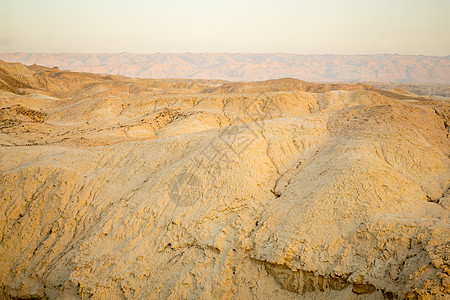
[{"left": 0, "top": 52, "right": 449, "bottom": 83}]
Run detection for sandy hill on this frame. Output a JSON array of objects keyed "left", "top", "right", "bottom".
[
  {"left": 1, "top": 53, "right": 449, "bottom": 83},
  {"left": 0, "top": 60, "right": 449, "bottom": 299}
]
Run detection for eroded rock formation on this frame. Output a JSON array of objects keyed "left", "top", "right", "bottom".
[{"left": 0, "top": 60, "right": 449, "bottom": 299}]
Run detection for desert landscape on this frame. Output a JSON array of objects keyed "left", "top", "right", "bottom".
[
  {"left": 1, "top": 53, "right": 449, "bottom": 83},
  {"left": 0, "top": 58, "right": 449, "bottom": 299}
]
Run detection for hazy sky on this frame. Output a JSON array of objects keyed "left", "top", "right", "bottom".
[{"left": 1, "top": 0, "right": 449, "bottom": 55}]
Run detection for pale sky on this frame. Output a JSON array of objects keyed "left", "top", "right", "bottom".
[{"left": 0, "top": 0, "right": 449, "bottom": 55}]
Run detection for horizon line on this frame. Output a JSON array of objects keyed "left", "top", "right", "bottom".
[{"left": 1, "top": 51, "right": 449, "bottom": 57}]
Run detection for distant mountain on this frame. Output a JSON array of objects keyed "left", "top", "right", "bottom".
[{"left": 0, "top": 53, "right": 449, "bottom": 83}]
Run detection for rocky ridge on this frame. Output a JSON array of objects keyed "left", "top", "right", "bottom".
[{"left": 0, "top": 60, "right": 449, "bottom": 299}]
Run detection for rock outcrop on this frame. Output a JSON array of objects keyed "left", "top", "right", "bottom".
[{"left": 0, "top": 60, "right": 449, "bottom": 299}]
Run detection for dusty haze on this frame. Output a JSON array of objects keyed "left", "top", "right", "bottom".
[{"left": 1, "top": 53, "right": 449, "bottom": 83}]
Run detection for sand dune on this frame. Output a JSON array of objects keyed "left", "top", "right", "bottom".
[{"left": 0, "top": 60, "right": 449, "bottom": 299}]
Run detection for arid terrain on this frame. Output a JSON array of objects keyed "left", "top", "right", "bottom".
[
  {"left": 1, "top": 53, "right": 449, "bottom": 83},
  {"left": 0, "top": 59, "right": 449, "bottom": 299}
]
